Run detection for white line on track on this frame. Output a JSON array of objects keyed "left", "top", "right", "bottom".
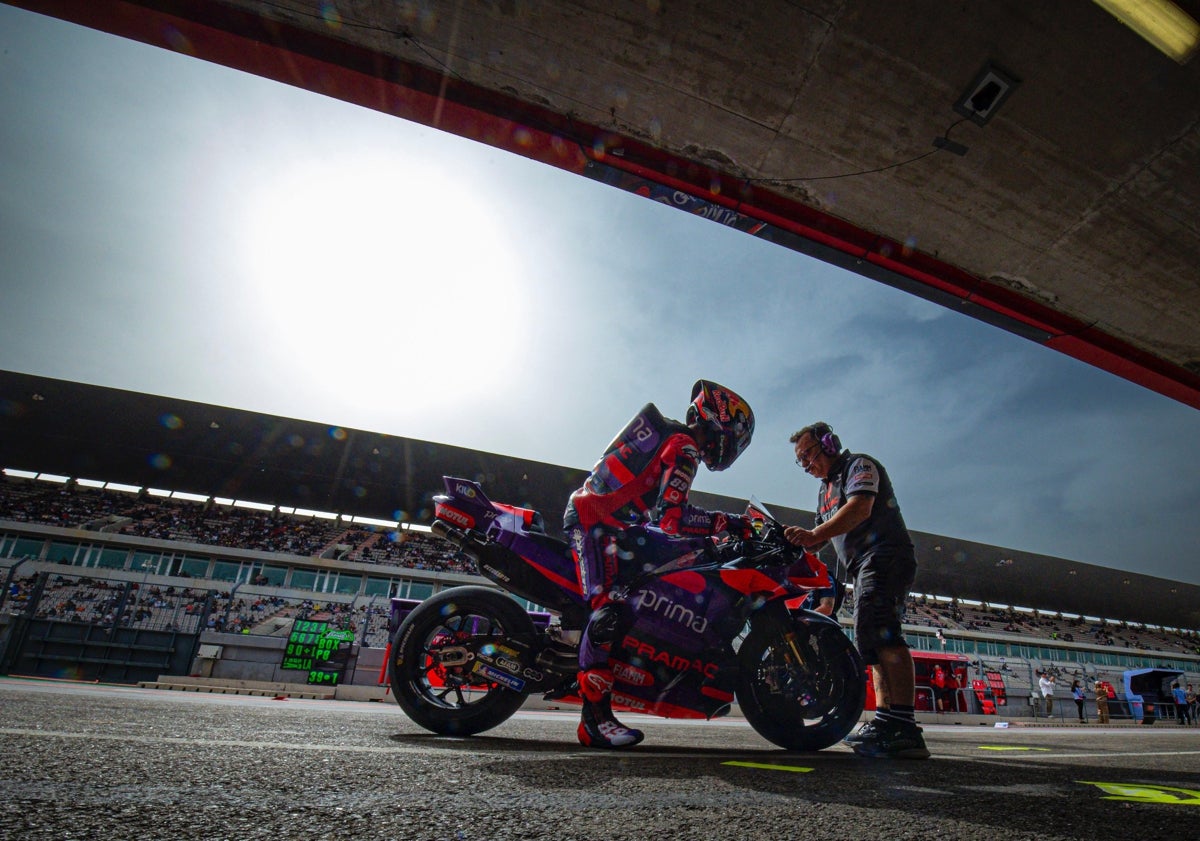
[{"left": 0, "top": 727, "right": 783, "bottom": 761}]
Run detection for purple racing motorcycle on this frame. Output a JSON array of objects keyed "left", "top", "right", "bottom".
[{"left": 389, "top": 476, "right": 866, "bottom": 751}]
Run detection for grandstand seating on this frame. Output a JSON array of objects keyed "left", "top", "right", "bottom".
[{"left": 3, "top": 471, "right": 1198, "bottom": 690}]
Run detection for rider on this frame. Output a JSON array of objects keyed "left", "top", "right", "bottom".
[{"left": 564, "top": 380, "right": 756, "bottom": 748}]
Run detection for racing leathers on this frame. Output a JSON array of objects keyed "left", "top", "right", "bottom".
[{"left": 564, "top": 402, "right": 749, "bottom": 671}]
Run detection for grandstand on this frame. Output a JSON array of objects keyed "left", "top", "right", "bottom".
[{"left": 1, "top": 369, "right": 1198, "bottom": 715}]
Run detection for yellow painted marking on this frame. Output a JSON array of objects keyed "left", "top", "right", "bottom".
[
  {"left": 978, "top": 746, "right": 1052, "bottom": 752},
  {"left": 722, "top": 761, "right": 813, "bottom": 773},
  {"left": 1079, "top": 781, "right": 1200, "bottom": 806}
]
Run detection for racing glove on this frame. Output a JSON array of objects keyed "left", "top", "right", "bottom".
[{"left": 713, "top": 512, "right": 755, "bottom": 539}]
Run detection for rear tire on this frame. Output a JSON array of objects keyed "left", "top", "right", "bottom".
[
  {"left": 736, "top": 618, "right": 865, "bottom": 751},
  {"left": 390, "top": 586, "right": 534, "bottom": 736}
]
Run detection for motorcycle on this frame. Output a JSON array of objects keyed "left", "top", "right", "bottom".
[{"left": 389, "top": 476, "right": 866, "bottom": 751}]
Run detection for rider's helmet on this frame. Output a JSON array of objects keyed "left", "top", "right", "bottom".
[{"left": 686, "top": 380, "right": 755, "bottom": 471}]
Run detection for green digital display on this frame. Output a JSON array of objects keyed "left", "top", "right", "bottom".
[{"left": 281, "top": 619, "right": 355, "bottom": 685}]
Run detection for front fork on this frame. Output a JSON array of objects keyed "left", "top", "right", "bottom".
[{"left": 752, "top": 599, "right": 841, "bottom": 682}]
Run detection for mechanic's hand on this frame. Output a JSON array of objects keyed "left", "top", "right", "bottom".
[{"left": 784, "top": 525, "right": 816, "bottom": 548}]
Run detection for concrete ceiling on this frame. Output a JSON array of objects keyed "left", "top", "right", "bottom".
[{"left": 10, "top": 0, "right": 1200, "bottom": 408}]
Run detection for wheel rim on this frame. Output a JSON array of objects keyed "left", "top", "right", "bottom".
[
  {"left": 402, "top": 607, "right": 515, "bottom": 711},
  {"left": 745, "top": 627, "right": 855, "bottom": 724}
]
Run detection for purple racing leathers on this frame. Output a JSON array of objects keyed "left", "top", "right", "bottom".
[{"left": 564, "top": 403, "right": 743, "bottom": 669}]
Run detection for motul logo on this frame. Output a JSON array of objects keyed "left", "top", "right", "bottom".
[{"left": 436, "top": 505, "right": 473, "bottom": 528}]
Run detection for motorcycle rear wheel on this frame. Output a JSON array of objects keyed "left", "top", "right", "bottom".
[
  {"left": 736, "top": 618, "right": 866, "bottom": 751},
  {"left": 390, "top": 585, "right": 534, "bottom": 736}
]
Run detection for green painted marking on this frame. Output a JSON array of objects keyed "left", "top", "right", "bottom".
[
  {"left": 978, "top": 746, "right": 1052, "bottom": 751},
  {"left": 722, "top": 761, "right": 814, "bottom": 773},
  {"left": 1079, "top": 781, "right": 1200, "bottom": 806}
]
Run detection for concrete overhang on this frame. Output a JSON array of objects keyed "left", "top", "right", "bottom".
[{"left": 7, "top": 0, "right": 1200, "bottom": 408}]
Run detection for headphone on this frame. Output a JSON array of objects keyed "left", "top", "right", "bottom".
[{"left": 810, "top": 422, "right": 842, "bottom": 456}]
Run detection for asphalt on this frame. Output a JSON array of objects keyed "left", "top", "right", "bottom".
[{"left": 1, "top": 677, "right": 1197, "bottom": 840}]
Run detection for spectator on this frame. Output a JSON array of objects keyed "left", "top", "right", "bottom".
[
  {"left": 1071, "top": 680, "right": 1086, "bottom": 722},
  {"left": 1172, "top": 682, "right": 1190, "bottom": 725},
  {"left": 1094, "top": 681, "right": 1110, "bottom": 724},
  {"left": 1038, "top": 672, "right": 1055, "bottom": 717},
  {"left": 931, "top": 664, "right": 950, "bottom": 713}
]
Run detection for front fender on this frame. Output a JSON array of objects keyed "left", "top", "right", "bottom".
[
  {"left": 787, "top": 606, "right": 844, "bottom": 631},
  {"left": 748, "top": 599, "right": 844, "bottom": 640}
]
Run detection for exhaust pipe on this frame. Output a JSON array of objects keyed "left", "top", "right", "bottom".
[
  {"left": 429, "top": 519, "right": 465, "bottom": 545},
  {"left": 429, "top": 519, "right": 488, "bottom": 554}
]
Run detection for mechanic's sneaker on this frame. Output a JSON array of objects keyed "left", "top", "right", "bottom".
[
  {"left": 850, "top": 719, "right": 930, "bottom": 759},
  {"left": 578, "top": 699, "right": 644, "bottom": 749},
  {"left": 842, "top": 719, "right": 882, "bottom": 746}
]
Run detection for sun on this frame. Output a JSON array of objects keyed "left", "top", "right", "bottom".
[{"left": 236, "top": 152, "right": 525, "bottom": 411}]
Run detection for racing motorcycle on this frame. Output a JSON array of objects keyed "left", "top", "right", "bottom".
[{"left": 389, "top": 476, "right": 866, "bottom": 751}]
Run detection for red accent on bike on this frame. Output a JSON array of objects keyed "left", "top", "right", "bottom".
[
  {"left": 718, "top": 567, "right": 786, "bottom": 597},
  {"left": 494, "top": 502, "right": 536, "bottom": 528},
  {"left": 526, "top": 557, "right": 583, "bottom": 596},
  {"left": 700, "top": 685, "right": 735, "bottom": 703},
  {"left": 661, "top": 570, "right": 706, "bottom": 594},
  {"left": 612, "top": 695, "right": 707, "bottom": 719}
]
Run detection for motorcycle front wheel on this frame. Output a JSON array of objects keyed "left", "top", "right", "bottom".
[
  {"left": 736, "top": 617, "right": 866, "bottom": 751},
  {"left": 390, "top": 585, "right": 534, "bottom": 736}
]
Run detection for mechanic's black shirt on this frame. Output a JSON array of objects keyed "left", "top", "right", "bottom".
[{"left": 817, "top": 451, "right": 914, "bottom": 574}]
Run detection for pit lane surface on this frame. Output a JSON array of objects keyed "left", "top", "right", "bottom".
[{"left": 1, "top": 677, "right": 1196, "bottom": 840}]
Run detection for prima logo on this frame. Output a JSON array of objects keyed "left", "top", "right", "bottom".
[{"left": 634, "top": 588, "right": 707, "bottom": 633}]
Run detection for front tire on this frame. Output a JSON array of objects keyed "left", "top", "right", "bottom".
[
  {"left": 390, "top": 586, "right": 534, "bottom": 736},
  {"left": 736, "top": 617, "right": 866, "bottom": 751}
]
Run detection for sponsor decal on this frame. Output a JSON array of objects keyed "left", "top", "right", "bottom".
[
  {"left": 495, "top": 656, "right": 522, "bottom": 673},
  {"left": 394, "top": 625, "right": 415, "bottom": 666},
  {"left": 437, "top": 505, "right": 473, "bottom": 529},
  {"left": 481, "top": 564, "right": 511, "bottom": 583},
  {"left": 635, "top": 587, "right": 708, "bottom": 633},
  {"left": 472, "top": 662, "right": 526, "bottom": 692},
  {"left": 622, "top": 635, "right": 720, "bottom": 680},
  {"left": 612, "top": 660, "right": 654, "bottom": 687},
  {"left": 523, "top": 667, "right": 545, "bottom": 681},
  {"left": 612, "top": 692, "right": 649, "bottom": 712},
  {"left": 454, "top": 483, "right": 477, "bottom": 498}
]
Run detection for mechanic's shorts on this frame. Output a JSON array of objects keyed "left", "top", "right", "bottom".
[{"left": 850, "top": 553, "right": 917, "bottom": 665}]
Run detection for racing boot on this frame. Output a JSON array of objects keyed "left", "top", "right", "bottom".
[{"left": 576, "top": 668, "right": 644, "bottom": 749}]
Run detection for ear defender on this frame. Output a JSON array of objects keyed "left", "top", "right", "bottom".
[{"left": 815, "top": 424, "right": 841, "bottom": 456}]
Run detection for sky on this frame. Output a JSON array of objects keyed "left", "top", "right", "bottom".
[{"left": 3, "top": 6, "right": 1200, "bottom": 587}]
